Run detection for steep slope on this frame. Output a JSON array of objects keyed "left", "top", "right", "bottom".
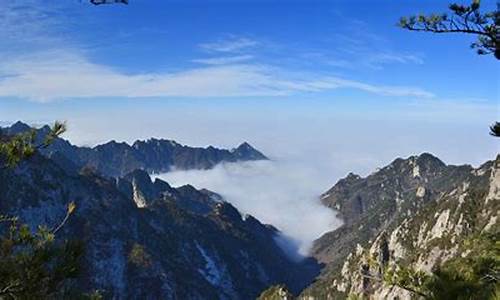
[
  {"left": 0, "top": 153, "right": 318, "bottom": 299},
  {"left": 300, "top": 154, "right": 499, "bottom": 299},
  {"left": 2, "top": 121, "right": 268, "bottom": 177}
]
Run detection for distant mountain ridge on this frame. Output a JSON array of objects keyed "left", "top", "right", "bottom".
[{"left": 2, "top": 121, "right": 268, "bottom": 177}]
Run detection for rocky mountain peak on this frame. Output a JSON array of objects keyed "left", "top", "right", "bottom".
[
  {"left": 334, "top": 172, "right": 362, "bottom": 189},
  {"left": 213, "top": 202, "right": 243, "bottom": 223},
  {"left": 416, "top": 152, "right": 444, "bottom": 164},
  {"left": 237, "top": 141, "right": 253, "bottom": 149},
  {"left": 175, "top": 184, "right": 200, "bottom": 195},
  {"left": 388, "top": 152, "right": 446, "bottom": 176},
  {"left": 5, "top": 121, "right": 31, "bottom": 135},
  {"left": 96, "top": 140, "right": 130, "bottom": 150},
  {"left": 321, "top": 153, "right": 460, "bottom": 219},
  {"left": 413, "top": 152, "right": 446, "bottom": 175},
  {"left": 133, "top": 138, "right": 180, "bottom": 149},
  {"left": 345, "top": 172, "right": 361, "bottom": 180},
  {"left": 231, "top": 142, "right": 268, "bottom": 160}
]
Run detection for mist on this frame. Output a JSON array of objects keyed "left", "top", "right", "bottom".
[{"left": 154, "top": 159, "right": 343, "bottom": 257}]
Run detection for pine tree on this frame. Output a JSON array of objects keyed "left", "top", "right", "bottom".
[
  {"left": 0, "top": 122, "right": 96, "bottom": 298},
  {"left": 490, "top": 122, "right": 500, "bottom": 137},
  {"left": 399, "top": 1, "right": 499, "bottom": 137},
  {"left": 399, "top": 0, "right": 499, "bottom": 59}
]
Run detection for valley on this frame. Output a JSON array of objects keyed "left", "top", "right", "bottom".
[{"left": 1, "top": 122, "right": 498, "bottom": 299}]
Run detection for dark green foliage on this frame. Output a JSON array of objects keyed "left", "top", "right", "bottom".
[
  {"left": 257, "top": 284, "right": 295, "bottom": 300},
  {"left": 428, "top": 233, "right": 500, "bottom": 300},
  {"left": 128, "top": 243, "right": 152, "bottom": 269},
  {"left": 383, "top": 233, "right": 500, "bottom": 299},
  {"left": 0, "top": 129, "right": 37, "bottom": 168},
  {"left": 490, "top": 122, "right": 500, "bottom": 137},
  {"left": 0, "top": 122, "right": 90, "bottom": 299},
  {"left": 0, "top": 121, "right": 66, "bottom": 167},
  {"left": 383, "top": 266, "right": 432, "bottom": 298},
  {"left": 399, "top": 0, "right": 499, "bottom": 59},
  {"left": 0, "top": 211, "right": 83, "bottom": 298}
]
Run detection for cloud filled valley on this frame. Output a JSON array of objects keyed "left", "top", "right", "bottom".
[{"left": 155, "top": 160, "right": 342, "bottom": 257}]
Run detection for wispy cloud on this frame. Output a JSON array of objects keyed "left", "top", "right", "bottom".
[
  {"left": 192, "top": 55, "right": 254, "bottom": 65},
  {"left": 369, "top": 53, "right": 424, "bottom": 65},
  {"left": 300, "top": 46, "right": 424, "bottom": 71},
  {"left": 199, "top": 36, "right": 259, "bottom": 53},
  {"left": 313, "top": 14, "right": 425, "bottom": 70},
  {"left": 311, "top": 78, "right": 434, "bottom": 98},
  {"left": 0, "top": 1, "right": 434, "bottom": 102},
  {"left": 0, "top": 50, "right": 434, "bottom": 101},
  {"left": 0, "top": 1, "right": 61, "bottom": 55}
]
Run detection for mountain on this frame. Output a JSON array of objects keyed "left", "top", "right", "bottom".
[
  {"left": 259, "top": 153, "right": 499, "bottom": 299},
  {"left": 2, "top": 121, "right": 268, "bottom": 177},
  {"left": 297, "top": 153, "right": 499, "bottom": 299},
  {"left": 4, "top": 122, "right": 497, "bottom": 299},
  {"left": 0, "top": 152, "right": 319, "bottom": 299}
]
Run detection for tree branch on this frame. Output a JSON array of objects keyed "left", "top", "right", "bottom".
[
  {"left": 361, "top": 271, "right": 431, "bottom": 299},
  {"left": 404, "top": 25, "right": 491, "bottom": 37}
]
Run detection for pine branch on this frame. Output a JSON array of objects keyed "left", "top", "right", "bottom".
[{"left": 399, "top": 0, "right": 498, "bottom": 59}]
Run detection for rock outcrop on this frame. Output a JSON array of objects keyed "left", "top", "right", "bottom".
[{"left": 300, "top": 154, "right": 499, "bottom": 299}]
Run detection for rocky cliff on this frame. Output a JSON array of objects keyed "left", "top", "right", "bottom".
[
  {"left": 300, "top": 153, "right": 499, "bottom": 299},
  {"left": 259, "top": 153, "right": 499, "bottom": 299}
]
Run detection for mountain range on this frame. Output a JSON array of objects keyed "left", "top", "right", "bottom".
[
  {"left": 1, "top": 121, "right": 498, "bottom": 299},
  {"left": 2, "top": 121, "right": 267, "bottom": 177},
  {"left": 0, "top": 147, "right": 318, "bottom": 299}
]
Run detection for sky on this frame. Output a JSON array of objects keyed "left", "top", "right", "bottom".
[
  {"left": 1, "top": 0, "right": 498, "bottom": 254},
  {"left": 0, "top": 0, "right": 497, "bottom": 164}
]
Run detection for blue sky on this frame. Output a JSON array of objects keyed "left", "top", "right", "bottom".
[{"left": 0, "top": 0, "right": 498, "bottom": 173}]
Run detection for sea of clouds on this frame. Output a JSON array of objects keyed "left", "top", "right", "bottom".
[{"left": 154, "top": 159, "right": 343, "bottom": 257}]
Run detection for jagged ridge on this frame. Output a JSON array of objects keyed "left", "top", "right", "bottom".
[{"left": 2, "top": 121, "right": 268, "bottom": 177}]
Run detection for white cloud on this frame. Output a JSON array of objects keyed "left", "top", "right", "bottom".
[
  {"left": 292, "top": 77, "right": 434, "bottom": 98},
  {"left": 0, "top": 50, "right": 434, "bottom": 101},
  {"left": 370, "top": 53, "right": 424, "bottom": 65},
  {"left": 0, "top": 2, "right": 435, "bottom": 102},
  {"left": 0, "top": 1, "right": 69, "bottom": 55},
  {"left": 199, "top": 37, "right": 259, "bottom": 53},
  {"left": 192, "top": 55, "right": 254, "bottom": 65},
  {"left": 154, "top": 160, "right": 342, "bottom": 256}
]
